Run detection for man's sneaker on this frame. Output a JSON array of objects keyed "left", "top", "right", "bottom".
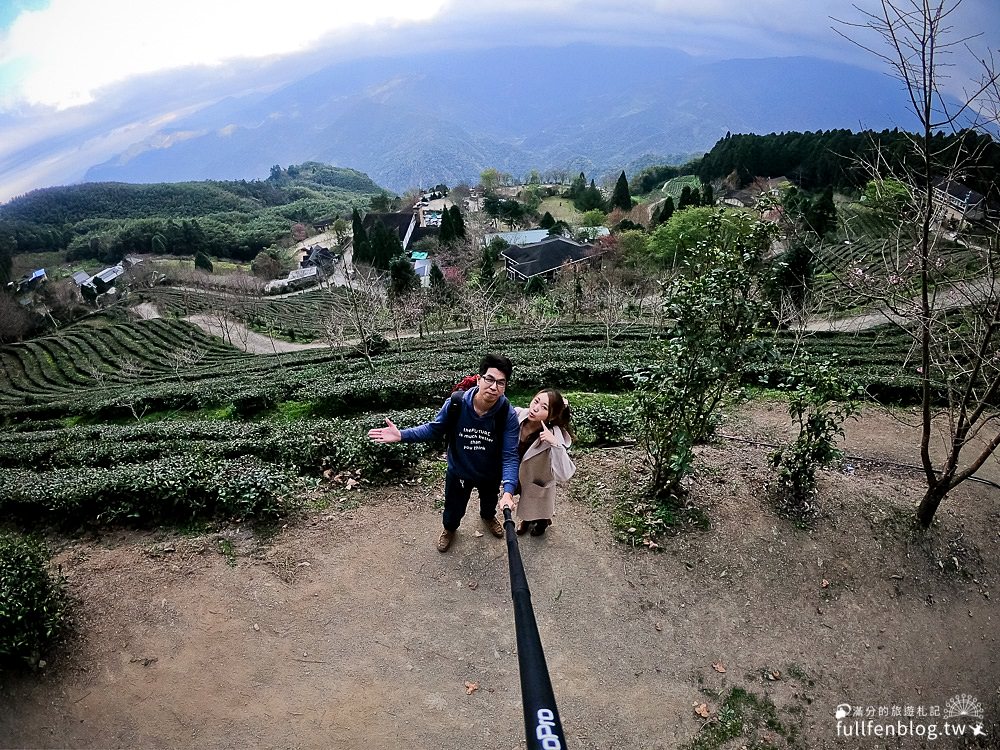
[
  {"left": 483, "top": 515, "right": 504, "bottom": 538},
  {"left": 437, "top": 529, "right": 455, "bottom": 552}
]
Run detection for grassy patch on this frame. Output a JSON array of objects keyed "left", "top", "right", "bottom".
[
  {"left": 683, "top": 687, "right": 802, "bottom": 750},
  {"left": 176, "top": 519, "right": 217, "bottom": 537},
  {"left": 275, "top": 401, "right": 315, "bottom": 421},
  {"left": 202, "top": 405, "right": 236, "bottom": 420},
  {"left": 10, "top": 251, "right": 73, "bottom": 279},
  {"left": 612, "top": 493, "right": 711, "bottom": 547},
  {"left": 216, "top": 538, "right": 237, "bottom": 567},
  {"left": 537, "top": 196, "right": 582, "bottom": 223}
]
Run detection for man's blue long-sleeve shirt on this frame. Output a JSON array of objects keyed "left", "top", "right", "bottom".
[{"left": 400, "top": 388, "right": 519, "bottom": 494}]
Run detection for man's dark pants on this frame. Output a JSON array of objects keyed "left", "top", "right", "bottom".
[{"left": 442, "top": 470, "right": 500, "bottom": 531}]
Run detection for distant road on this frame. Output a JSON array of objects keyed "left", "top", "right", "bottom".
[{"left": 805, "top": 277, "right": 996, "bottom": 332}]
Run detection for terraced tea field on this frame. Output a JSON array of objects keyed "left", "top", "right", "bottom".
[
  {"left": 812, "top": 203, "right": 984, "bottom": 311},
  {"left": 139, "top": 286, "right": 348, "bottom": 341}
]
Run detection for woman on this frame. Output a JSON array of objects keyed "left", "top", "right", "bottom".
[{"left": 513, "top": 388, "right": 576, "bottom": 536}]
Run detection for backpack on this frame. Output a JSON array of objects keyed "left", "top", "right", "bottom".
[{"left": 452, "top": 373, "right": 479, "bottom": 392}]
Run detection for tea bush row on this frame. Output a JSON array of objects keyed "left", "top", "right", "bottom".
[{"left": 0, "top": 532, "right": 68, "bottom": 668}]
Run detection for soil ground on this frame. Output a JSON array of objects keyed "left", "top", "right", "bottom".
[{"left": 1, "top": 403, "right": 998, "bottom": 749}]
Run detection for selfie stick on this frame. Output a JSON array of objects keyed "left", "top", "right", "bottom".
[{"left": 501, "top": 506, "right": 568, "bottom": 749}]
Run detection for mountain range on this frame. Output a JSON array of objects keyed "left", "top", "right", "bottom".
[{"left": 30, "top": 44, "right": 924, "bottom": 195}]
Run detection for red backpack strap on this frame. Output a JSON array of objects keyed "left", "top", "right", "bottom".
[{"left": 453, "top": 374, "right": 478, "bottom": 392}]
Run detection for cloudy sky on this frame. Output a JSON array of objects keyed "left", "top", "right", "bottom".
[{"left": 0, "top": 0, "right": 998, "bottom": 200}]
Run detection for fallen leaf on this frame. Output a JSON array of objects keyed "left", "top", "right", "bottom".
[
  {"left": 464, "top": 681, "right": 479, "bottom": 695},
  {"left": 345, "top": 478, "right": 359, "bottom": 489},
  {"left": 694, "top": 703, "right": 710, "bottom": 718},
  {"left": 654, "top": 622, "right": 662, "bottom": 632},
  {"left": 821, "top": 579, "right": 830, "bottom": 588},
  {"left": 473, "top": 531, "right": 484, "bottom": 538},
  {"left": 468, "top": 581, "right": 479, "bottom": 590},
  {"left": 767, "top": 669, "right": 781, "bottom": 681},
  {"left": 712, "top": 662, "right": 726, "bottom": 673}
]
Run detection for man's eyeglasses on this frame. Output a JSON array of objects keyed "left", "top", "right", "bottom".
[{"left": 481, "top": 374, "right": 507, "bottom": 389}]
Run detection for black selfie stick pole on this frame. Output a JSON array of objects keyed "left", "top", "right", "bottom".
[{"left": 502, "top": 506, "right": 568, "bottom": 749}]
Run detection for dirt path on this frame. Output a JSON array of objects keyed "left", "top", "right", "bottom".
[
  {"left": 131, "top": 302, "right": 161, "bottom": 320},
  {"left": 2, "top": 405, "right": 998, "bottom": 749},
  {"left": 805, "top": 277, "right": 997, "bottom": 332},
  {"left": 127, "top": 303, "right": 328, "bottom": 353},
  {"left": 183, "top": 314, "right": 327, "bottom": 354}
]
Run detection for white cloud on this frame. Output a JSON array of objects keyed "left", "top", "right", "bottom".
[{"left": 0, "top": 0, "right": 448, "bottom": 109}]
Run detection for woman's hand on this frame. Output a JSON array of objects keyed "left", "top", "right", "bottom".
[
  {"left": 368, "top": 417, "right": 401, "bottom": 443},
  {"left": 538, "top": 421, "right": 559, "bottom": 447}
]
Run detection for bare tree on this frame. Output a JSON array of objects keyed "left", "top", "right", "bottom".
[
  {"left": 836, "top": 0, "right": 1000, "bottom": 526},
  {"left": 327, "top": 266, "right": 390, "bottom": 372},
  {"left": 509, "top": 285, "right": 560, "bottom": 333},
  {"left": 461, "top": 276, "right": 509, "bottom": 349},
  {"left": 117, "top": 355, "right": 149, "bottom": 420},
  {"left": 581, "top": 267, "right": 645, "bottom": 350}
]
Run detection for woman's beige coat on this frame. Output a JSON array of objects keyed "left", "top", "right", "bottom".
[{"left": 514, "top": 407, "right": 576, "bottom": 521}]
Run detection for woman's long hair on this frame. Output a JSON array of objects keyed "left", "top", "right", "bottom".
[{"left": 537, "top": 388, "right": 575, "bottom": 441}]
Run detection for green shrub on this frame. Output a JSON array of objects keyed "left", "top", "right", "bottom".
[
  {"left": 0, "top": 532, "right": 68, "bottom": 667},
  {"left": 567, "top": 394, "right": 633, "bottom": 445},
  {"left": 0, "top": 456, "right": 302, "bottom": 527},
  {"left": 770, "top": 355, "right": 860, "bottom": 516}
]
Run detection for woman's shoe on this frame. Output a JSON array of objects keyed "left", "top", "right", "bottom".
[
  {"left": 530, "top": 519, "right": 551, "bottom": 536},
  {"left": 516, "top": 520, "right": 531, "bottom": 535}
]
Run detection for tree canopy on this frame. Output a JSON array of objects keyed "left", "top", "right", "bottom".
[{"left": 610, "top": 171, "right": 632, "bottom": 211}]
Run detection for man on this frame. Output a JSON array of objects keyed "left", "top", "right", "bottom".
[{"left": 368, "top": 354, "right": 519, "bottom": 552}]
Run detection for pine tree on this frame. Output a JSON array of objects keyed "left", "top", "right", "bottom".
[
  {"left": 0, "top": 238, "right": 13, "bottom": 287},
  {"left": 439, "top": 208, "right": 455, "bottom": 246},
  {"left": 702, "top": 184, "right": 715, "bottom": 206},
  {"left": 194, "top": 251, "right": 213, "bottom": 273},
  {"left": 449, "top": 205, "right": 465, "bottom": 239},
  {"left": 389, "top": 254, "right": 420, "bottom": 297},
  {"left": 352, "top": 208, "right": 371, "bottom": 264},
  {"left": 678, "top": 185, "right": 693, "bottom": 209},
  {"left": 539, "top": 211, "right": 556, "bottom": 229},
  {"left": 661, "top": 196, "right": 675, "bottom": 223},
  {"left": 429, "top": 263, "right": 446, "bottom": 288},
  {"left": 690, "top": 187, "right": 702, "bottom": 207},
  {"left": 576, "top": 180, "right": 605, "bottom": 212},
  {"left": 368, "top": 219, "right": 402, "bottom": 270},
  {"left": 807, "top": 186, "right": 837, "bottom": 237},
  {"left": 611, "top": 170, "right": 632, "bottom": 211}
]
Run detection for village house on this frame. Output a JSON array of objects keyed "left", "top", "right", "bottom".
[
  {"left": 14, "top": 268, "right": 47, "bottom": 294},
  {"left": 483, "top": 228, "right": 552, "bottom": 247},
  {"left": 301, "top": 245, "right": 339, "bottom": 270},
  {"left": 265, "top": 265, "right": 320, "bottom": 294},
  {"left": 81, "top": 264, "right": 126, "bottom": 302},
  {"left": 363, "top": 211, "right": 417, "bottom": 250},
  {"left": 933, "top": 178, "right": 987, "bottom": 227},
  {"left": 501, "top": 236, "right": 601, "bottom": 283}
]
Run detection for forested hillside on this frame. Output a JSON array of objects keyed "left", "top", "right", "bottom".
[
  {"left": 631, "top": 128, "right": 1000, "bottom": 195},
  {"left": 0, "top": 162, "right": 385, "bottom": 263}
]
